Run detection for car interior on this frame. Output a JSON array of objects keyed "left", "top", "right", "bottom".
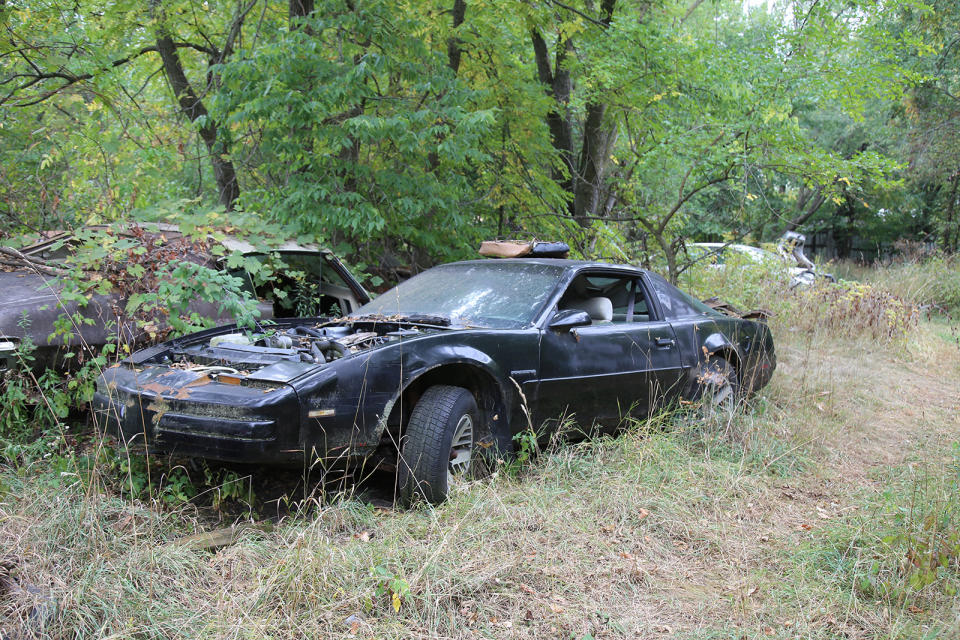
[
  {"left": 232, "top": 252, "right": 362, "bottom": 319},
  {"left": 558, "top": 274, "right": 651, "bottom": 323}
]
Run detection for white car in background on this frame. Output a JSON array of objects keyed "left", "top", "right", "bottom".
[{"left": 686, "top": 239, "right": 833, "bottom": 288}]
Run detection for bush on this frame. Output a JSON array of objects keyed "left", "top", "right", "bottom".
[
  {"left": 790, "top": 280, "right": 920, "bottom": 341},
  {"left": 678, "top": 251, "right": 919, "bottom": 343},
  {"left": 677, "top": 249, "right": 792, "bottom": 314},
  {"left": 834, "top": 254, "right": 960, "bottom": 314}
]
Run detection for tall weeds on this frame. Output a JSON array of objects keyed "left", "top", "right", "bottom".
[{"left": 834, "top": 253, "right": 960, "bottom": 314}]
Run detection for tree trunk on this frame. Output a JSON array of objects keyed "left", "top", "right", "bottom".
[
  {"left": 447, "top": 0, "right": 466, "bottom": 74},
  {"left": 289, "top": 0, "right": 314, "bottom": 22},
  {"left": 573, "top": 101, "right": 615, "bottom": 226},
  {"left": 785, "top": 185, "right": 827, "bottom": 233},
  {"left": 427, "top": 0, "right": 467, "bottom": 172},
  {"left": 531, "top": 29, "right": 576, "bottom": 214},
  {"left": 532, "top": 0, "right": 618, "bottom": 225},
  {"left": 650, "top": 228, "right": 677, "bottom": 284},
  {"left": 833, "top": 192, "right": 856, "bottom": 259},
  {"left": 154, "top": 31, "right": 239, "bottom": 210}
]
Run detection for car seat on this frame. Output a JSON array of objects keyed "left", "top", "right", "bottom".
[{"left": 564, "top": 297, "right": 613, "bottom": 322}]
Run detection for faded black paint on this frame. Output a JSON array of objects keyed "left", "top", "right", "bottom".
[{"left": 94, "top": 259, "right": 776, "bottom": 466}]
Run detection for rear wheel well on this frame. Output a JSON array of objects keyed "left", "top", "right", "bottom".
[
  {"left": 714, "top": 347, "right": 741, "bottom": 378},
  {"left": 683, "top": 346, "right": 742, "bottom": 402}
]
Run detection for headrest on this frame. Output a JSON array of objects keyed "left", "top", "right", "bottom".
[{"left": 569, "top": 296, "right": 613, "bottom": 322}]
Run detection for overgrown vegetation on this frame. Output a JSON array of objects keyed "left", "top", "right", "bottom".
[
  {"left": 2, "top": 258, "right": 959, "bottom": 638},
  {"left": 816, "top": 445, "right": 960, "bottom": 606},
  {"left": 2, "top": 0, "right": 960, "bottom": 635},
  {"left": 835, "top": 253, "right": 960, "bottom": 315}
]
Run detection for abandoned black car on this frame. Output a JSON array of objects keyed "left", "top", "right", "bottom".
[{"left": 94, "top": 259, "right": 776, "bottom": 503}]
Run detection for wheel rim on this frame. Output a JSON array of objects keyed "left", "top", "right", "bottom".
[
  {"left": 702, "top": 371, "right": 735, "bottom": 421},
  {"left": 447, "top": 413, "right": 474, "bottom": 486},
  {"left": 712, "top": 382, "right": 734, "bottom": 410}
]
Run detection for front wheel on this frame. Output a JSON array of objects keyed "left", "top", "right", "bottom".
[{"left": 398, "top": 385, "right": 480, "bottom": 505}]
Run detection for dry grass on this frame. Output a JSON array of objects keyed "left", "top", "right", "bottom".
[
  {"left": 2, "top": 277, "right": 960, "bottom": 638},
  {"left": 833, "top": 254, "right": 960, "bottom": 314}
]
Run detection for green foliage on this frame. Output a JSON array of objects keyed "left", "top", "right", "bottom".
[
  {"left": 126, "top": 260, "right": 260, "bottom": 335},
  {"left": 680, "top": 251, "right": 922, "bottom": 344},
  {"left": 3, "top": 0, "right": 944, "bottom": 271},
  {"left": 511, "top": 427, "right": 541, "bottom": 468},
  {"left": 0, "top": 315, "right": 109, "bottom": 461},
  {"left": 371, "top": 564, "right": 411, "bottom": 613},
  {"left": 214, "top": 0, "right": 497, "bottom": 261},
  {"left": 678, "top": 248, "right": 793, "bottom": 312}
]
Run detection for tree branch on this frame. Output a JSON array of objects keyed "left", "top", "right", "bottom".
[
  {"left": 220, "top": 0, "right": 259, "bottom": 64},
  {"left": 680, "top": 0, "right": 706, "bottom": 24},
  {"left": 544, "top": 0, "right": 610, "bottom": 29},
  {"left": 2, "top": 42, "right": 217, "bottom": 107},
  {"left": 659, "top": 166, "right": 735, "bottom": 234}
]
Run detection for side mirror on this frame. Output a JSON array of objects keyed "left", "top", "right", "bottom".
[{"left": 548, "top": 309, "right": 592, "bottom": 332}]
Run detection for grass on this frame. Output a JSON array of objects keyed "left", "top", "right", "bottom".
[
  {"left": 3, "top": 264, "right": 960, "bottom": 638},
  {"left": 832, "top": 253, "right": 960, "bottom": 315}
]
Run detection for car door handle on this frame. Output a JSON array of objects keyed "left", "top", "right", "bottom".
[{"left": 655, "top": 337, "right": 675, "bottom": 348}]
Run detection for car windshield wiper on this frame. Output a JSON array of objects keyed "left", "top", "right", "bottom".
[{"left": 348, "top": 313, "right": 452, "bottom": 327}]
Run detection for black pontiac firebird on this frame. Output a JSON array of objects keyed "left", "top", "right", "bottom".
[{"left": 95, "top": 258, "right": 776, "bottom": 503}]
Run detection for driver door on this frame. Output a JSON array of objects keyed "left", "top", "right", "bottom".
[{"left": 534, "top": 272, "right": 684, "bottom": 430}]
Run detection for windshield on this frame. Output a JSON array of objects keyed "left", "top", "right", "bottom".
[{"left": 352, "top": 262, "right": 565, "bottom": 328}]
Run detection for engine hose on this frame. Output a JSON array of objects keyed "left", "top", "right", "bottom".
[
  {"left": 295, "top": 326, "right": 326, "bottom": 338},
  {"left": 311, "top": 342, "right": 325, "bottom": 362}
]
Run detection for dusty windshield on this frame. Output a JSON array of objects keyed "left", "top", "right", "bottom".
[{"left": 353, "top": 262, "right": 564, "bottom": 328}]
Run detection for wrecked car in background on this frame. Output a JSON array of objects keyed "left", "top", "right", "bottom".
[
  {"left": 687, "top": 232, "right": 834, "bottom": 288},
  {"left": 95, "top": 256, "right": 776, "bottom": 504},
  {"left": 0, "top": 224, "right": 369, "bottom": 375}
]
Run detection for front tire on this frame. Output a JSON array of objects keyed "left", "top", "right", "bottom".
[{"left": 398, "top": 385, "right": 479, "bottom": 505}]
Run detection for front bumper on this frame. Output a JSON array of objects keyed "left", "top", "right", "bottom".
[
  {"left": 94, "top": 365, "right": 303, "bottom": 464},
  {"left": 92, "top": 392, "right": 285, "bottom": 462}
]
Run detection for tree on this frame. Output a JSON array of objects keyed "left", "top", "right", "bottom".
[
  {"left": 893, "top": 0, "right": 960, "bottom": 251},
  {"left": 213, "top": 0, "right": 496, "bottom": 266},
  {"left": 0, "top": 0, "right": 257, "bottom": 210}
]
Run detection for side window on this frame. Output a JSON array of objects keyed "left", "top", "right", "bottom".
[
  {"left": 235, "top": 252, "right": 353, "bottom": 319},
  {"left": 557, "top": 274, "right": 652, "bottom": 324},
  {"left": 647, "top": 272, "right": 714, "bottom": 319},
  {"left": 610, "top": 280, "right": 651, "bottom": 323}
]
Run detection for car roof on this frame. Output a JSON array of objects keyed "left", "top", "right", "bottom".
[
  {"left": 448, "top": 258, "right": 646, "bottom": 272},
  {"left": 218, "top": 236, "right": 326, "bottom": 255},
  {"left": 16, "top": 223, "right": 326, "bottom": 257},
  {"left": 689, "top": 242, "right": 755, "bottom": 250}
]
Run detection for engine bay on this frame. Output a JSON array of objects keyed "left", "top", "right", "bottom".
[{"left": 164, "top": 321, "right": 424, "bottom": 372}]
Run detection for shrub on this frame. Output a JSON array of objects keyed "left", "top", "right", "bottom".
[
  {"left": 677, "top": 250, "right": 792, "bottom": 314},
  {"left": 790, "top": 280, "right": 919, "bottom": 341},
  {"left": 834, "top": 254, "right": 960, "bottom": 314}
]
